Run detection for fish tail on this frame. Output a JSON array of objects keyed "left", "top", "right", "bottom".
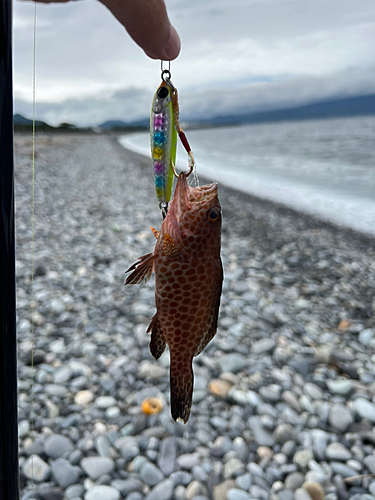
[{"left": 170, "top": 354, "right": 194, "bottom": 424}]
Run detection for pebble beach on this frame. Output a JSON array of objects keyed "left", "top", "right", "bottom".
[{"left": 15, "top": 133, "right": 375, "bottom": 500}]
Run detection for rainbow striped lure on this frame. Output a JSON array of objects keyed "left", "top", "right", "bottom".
[
  {"left": 150, "top": 63, "right": 196, "bottom": 218},
  {"left": 150, "top": 80, "right": 177, "bottom": 218}
]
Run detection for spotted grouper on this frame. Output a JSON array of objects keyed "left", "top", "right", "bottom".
[{"left": 125, "top": 172, "right": 223, "bottom": 422}]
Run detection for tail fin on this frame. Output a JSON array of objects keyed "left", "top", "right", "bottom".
[{"left": 170, "top": 355, "right": 194, "bottom": 423}]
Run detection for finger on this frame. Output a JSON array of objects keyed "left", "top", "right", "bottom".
[
  {"left": 100, "top": 0, "right": 181, "bottom": 60},
  {"left": 31, "top": 0, "right": 77, "bottom": 3}
]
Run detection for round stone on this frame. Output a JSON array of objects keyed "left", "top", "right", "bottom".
[
  {"left": 211, "top": 436, "right": 232, "bottom": 458},
  {"left": 22, "top": 455, "right": 51, "bottom": 482},
  {"left": 247, "top": 416, "right": 275, "bottom": 447},
  {"left": 325, "top": 442, "right": 351, "bottom": 461},
  {"left": 358, "top": 328, "right": 374, "bottom": 345},
  {"left": 81, "top": 457, "right": 114, "bottom": 480},
  {"left": 364, "top": 456, "right": 375, "bottom": 474},
  {"left": 227, "top": 489, "right": 252, "bottom": 500},
  {"left": 51, "top": 458, "right": 79, "bottom": 488},
  {"left": 110, "top": 478, "right": 143, "bottom": 496},
  {"left": 44, "top": 434, "right": 74, "bottom": 459},
  {"left": 217, "top": 353, "right": 247, "bottom": 373},
  {"left": 303, "top": 481, "right": 325, "bottom": 500},
  {"left": 144, "top": 479, "right": 174, "bottom": 500},
  {"left": 140, "top": 462, "right": 165, "bottom": 486},
  {"left": 54, "top": 366, "right": 72, "bottom": 384},
  {"left": 65, "top": 485, "right": 85, "bottom": 499},
  {"left": 176, "top": 453, "right": 200, "bottom": 470},
  {"left": 326, "top": 379, "right": 354, "bottom": 396},
  {"left": 158, "top": 437, "right": 177, "bottom": 476},
  {"left": 285, "top": 472, "right": 305, "bottom": 491},
  {"left": 74, "top": 390, "right": 94, "bottom": 405},
  {"left": 223, "top": 458, "right": 244, "bottom": 479},
  {"left": 294, "top": 489, "right": 313, "bottom": 500},
  {"left": 293, "top": 450, "right": 312, "bottom": 469},
  {"left": 274, "top": 424, "right": 295, "bottom": 444},
  {"left": 96, "top": 396, "right": 117, "bottom": 409},
  {"left": 330, "top": 462, "right": 358, "bottom": 478},
  {"left": 329, "top": 404, "right": 353, "bottom": 432},
  {"left": 353, "top": 398, "right": 375, "bottom": 422},
  {"left": 45, "top": 384, "right": 68, "bottom": 398},
  {"left": 235, "top": 473, "right": 252, "bottom": 491},
  {"left": 18, "top": 420, "right": 30, "bottom": 438},
  {"left": 84, "top": 486, "right": 120, "bottom": 500},
  {"left": 50, "top": 298, "right": 66, "bottom": 314},
  {"left": 252, "top": 338, "right": 276, "bottom": 354},
  {"left": 105, "top": 406, "right": 121, "bottom": 418},
  {"left": 304, "top": 383, "right": 323, "bottom": 400},
  {"left": 208, "top": 379, "right": 232, "bottom": 397}
]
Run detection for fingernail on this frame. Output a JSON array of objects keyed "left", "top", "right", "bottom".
[{"left": 163, "top": 25, "right": 181, "bottom": 60}]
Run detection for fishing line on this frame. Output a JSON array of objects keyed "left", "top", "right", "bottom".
[{"left": 30, "top": 0, "right": 37, "bottom": 492}]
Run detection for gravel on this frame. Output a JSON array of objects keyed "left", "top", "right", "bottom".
[{"left": 15, "top": 134, "right": 375, "bottom": 500}]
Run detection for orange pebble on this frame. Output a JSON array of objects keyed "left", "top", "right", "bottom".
[
  {"left": 141, "top": 397, "right": 163, "bottom": 415},
  {"left": 338, "top": 319, "right": 350, "bottom": 331}
]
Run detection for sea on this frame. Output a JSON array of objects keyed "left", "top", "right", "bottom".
[{"left": 119, "top": 116, "right": 375, "bottom": 236}]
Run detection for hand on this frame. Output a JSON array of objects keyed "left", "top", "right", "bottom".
[{"left": 32, "top": 0, "right": 181, "bottom": 60}]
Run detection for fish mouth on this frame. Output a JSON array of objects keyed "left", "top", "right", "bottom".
[
  {"left": 188, "top": 182, "right": 218, "bottom": 204},
  {"left": 174, "top": 173, "right": 218, "bottom": 213},
  {"left": 166, "top": 172, "right": 219, "bottom": 233},
  {"left": 164, "top": 173, "right": 219, "bottom": 239}
]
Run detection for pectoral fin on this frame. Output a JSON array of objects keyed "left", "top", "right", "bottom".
[
  {"left": 162, "top": 233, "right": 180, "bottom": 258},
  {"left": 125, "top": 253, "right": 154, "bottom": 285}
]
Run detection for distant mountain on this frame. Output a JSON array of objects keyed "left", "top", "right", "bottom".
[
  {"left": 99, "top": 118, "right": 148, "bottom": 130},
  {"left": 13, "top": 114, "right": 93, "bottom": 133},
  {"left": 203, "top": 94, "right": 375, "bottom": 127},
  {"left": 13, "top": 113, "right": 48, "bottom": 127},
  {"left": 98, "top": 94, "right": 375, "bottom": 132},
  {"left": 99, "top": 119, "right": 127, "bottom": 130}
]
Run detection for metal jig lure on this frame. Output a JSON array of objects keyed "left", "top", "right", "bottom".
[{"left": 150, "top": 62, "right": 195, "bottom": 218}]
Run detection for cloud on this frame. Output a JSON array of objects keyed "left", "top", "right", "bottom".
[
  {"left": 14, "top": 64, "right": 375, "bottom": 127},
  {"left": 13, "top": 0, "right": 375, "bottom": 125}
]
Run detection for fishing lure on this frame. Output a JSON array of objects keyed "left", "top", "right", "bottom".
[{"left": 150, "top": 62, "right": 195, "bottom": 218}]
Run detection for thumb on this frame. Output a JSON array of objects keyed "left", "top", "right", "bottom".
[{"left": 100, "top": 0, "right": 181, "bottom": 60}]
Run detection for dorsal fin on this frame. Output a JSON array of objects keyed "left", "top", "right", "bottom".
[{"left": 150, "top": 226, "right": 160, "bottom": 239}]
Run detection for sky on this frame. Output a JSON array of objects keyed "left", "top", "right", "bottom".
[{"left": 13, "top": 0, "right": 375, "bottom": 126}]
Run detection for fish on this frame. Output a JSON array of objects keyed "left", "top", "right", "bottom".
[
  {"left": 125, "top": 172, "right": 223, "bottom": 423},
  {"left": 150, "top": 82, "right": 177, "bottom": 213}
]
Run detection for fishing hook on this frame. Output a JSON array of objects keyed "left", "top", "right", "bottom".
[{"left": 171, "top": 157, "right": 194, "bottom": 179}]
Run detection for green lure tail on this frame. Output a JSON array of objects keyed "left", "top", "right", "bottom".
[{"left": 150, "top": 82, "right": 177, "bottom": 212}]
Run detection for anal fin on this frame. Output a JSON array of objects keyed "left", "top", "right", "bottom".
[
  {"left": 125, "top": 253, "right": 154, "bottom": 285},
  {"left": 147, "top": 314, "right": 166, "bottom": 359},
  {"left": 194, "top": 260, "right": 223, "bottom": 357}
]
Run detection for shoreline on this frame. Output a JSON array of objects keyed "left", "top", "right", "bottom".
[
  {"left": 118, "top": 129, "right": 375, "bottom": 239},
  {"left": 112, "top": 135, "right": 375, "bottom": 252}
]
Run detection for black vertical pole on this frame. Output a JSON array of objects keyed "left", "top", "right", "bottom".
[{"left": 0, "top": 0, "right": 20, "bottom": 498}]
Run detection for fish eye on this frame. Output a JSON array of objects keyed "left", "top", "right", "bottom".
[
  {"left": 157, "top": 86, "right": 169, "bottom": 99},
  {"left": 208, "top": 208, "right": 220, "bottom": 222}
]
